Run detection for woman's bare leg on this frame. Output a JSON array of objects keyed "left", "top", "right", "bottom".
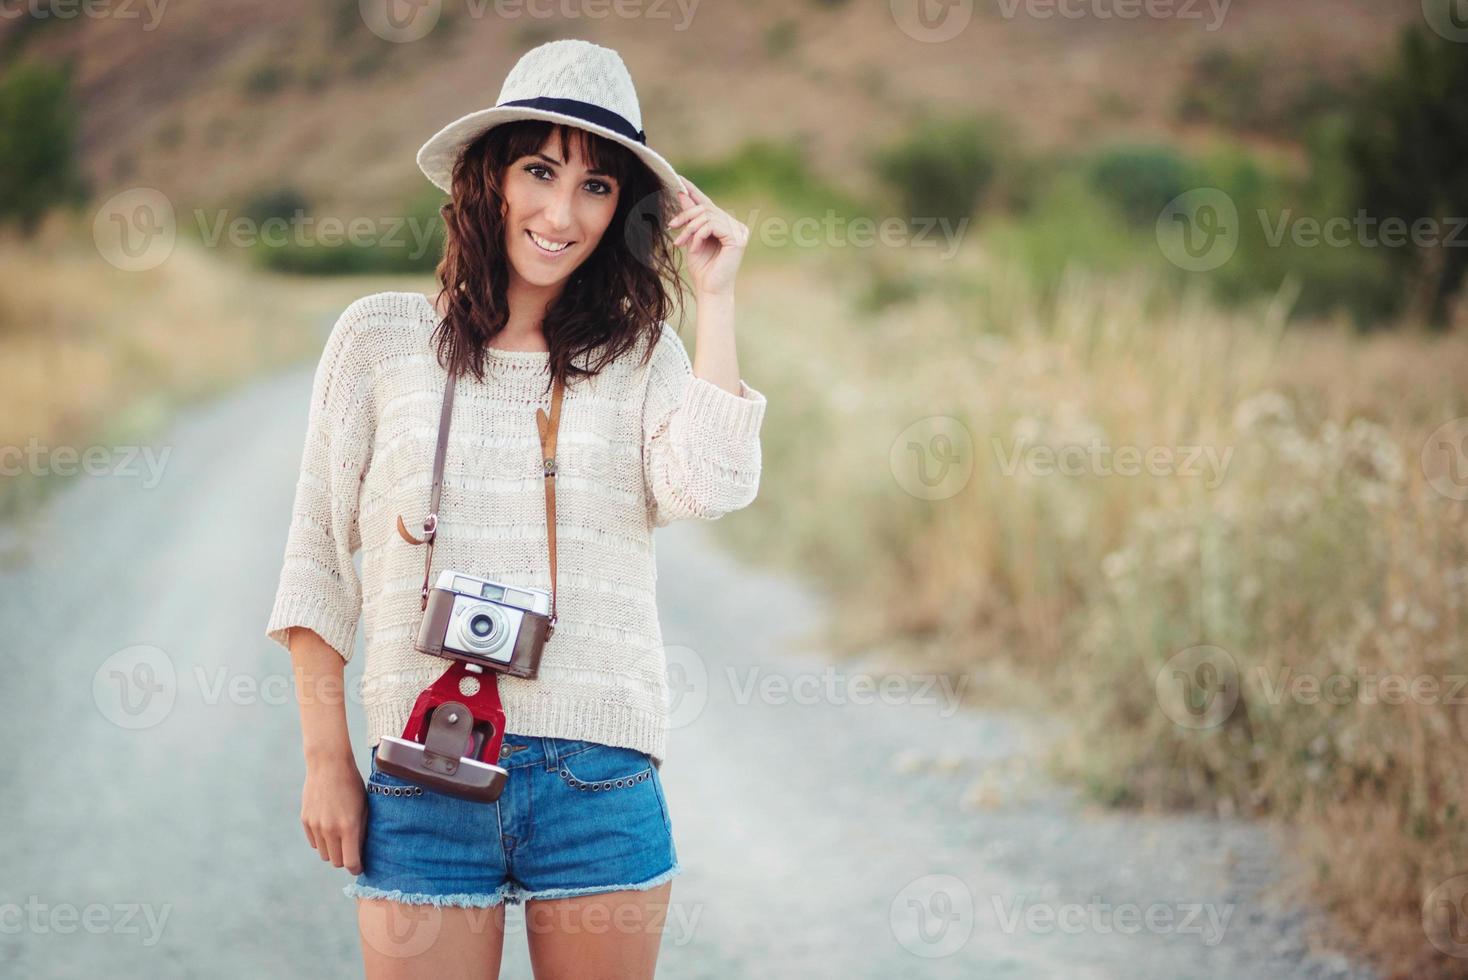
[
  {"left": 524, "top": 881, "right": 673, "bottom": 980},
  {"left": 357, "top": 897, "right": 507, "bottom": 980}
]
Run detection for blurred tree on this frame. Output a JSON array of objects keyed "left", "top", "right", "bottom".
[
  {"left": 243, "top": 185, "right": 311, "bottom": 227},
  {"left": 0, "top": 59, "right": 88, "bottom": 236},
  {"left": 1086, "top": 144, "right": 1197, "bottom": 228},
  {"left": 871, "top": 115, "right": 1010, "bottom": 225},
  {"left": 1344, "top": 25, "right": 1468, "bottom": 328}
]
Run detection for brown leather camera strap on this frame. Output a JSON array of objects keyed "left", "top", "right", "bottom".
[
  {"left": 396, "top": 361, "right": 565, "bottom": 632},
  {"left": 395, "top": 363, "right": 458, "bottom": 609},
  {"left": 535, "top": 376, "right": 564, "bottom": 636}
]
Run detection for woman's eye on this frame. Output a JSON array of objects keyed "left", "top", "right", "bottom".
[{"left": 525, "top": 164, "right": 612, "bottom": 196}]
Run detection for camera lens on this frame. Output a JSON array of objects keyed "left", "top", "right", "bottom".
[{"left": 458, "top": 602, "right": 507, "bottom": 656}]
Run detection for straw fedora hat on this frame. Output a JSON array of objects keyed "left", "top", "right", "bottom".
[{"left": 415, "top": 38, "right": 683, "bottom": 206}]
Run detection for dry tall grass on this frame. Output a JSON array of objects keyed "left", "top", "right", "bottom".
[
  {"left": 727, "top": 240, "right": 1468, "bottom": 977},
  {"left": 0, "top": 212, "right": 373, "bottom": 523}
]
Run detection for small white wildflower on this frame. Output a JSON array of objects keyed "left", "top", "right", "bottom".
[
  {"left": 1343, "top": 418, "right": 1405, "bottom": 487},
  {"left": 1232, "top": 391, "right": 1296, "bottom": 433},
  {"left": 1101, "top": 550, "right": 1133, "bottom": 582},
  {"left": 1408, "top": 602, "right": 1439, "bottom": 634}
]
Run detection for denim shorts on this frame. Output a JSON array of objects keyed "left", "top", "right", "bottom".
[{"left": 343, "top": 733, "right": 681, "bottom": 908}]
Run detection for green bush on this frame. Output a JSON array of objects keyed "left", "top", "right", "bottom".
[
  {"left": 764, "top": 18, "right": 799, "bottom": 58},
  {"left": 1086, "top": 144, "right": 1198, "bottom": 228},
  {"left": 246, "top": 184, "right": 446, "bottom": 276},
  {"left": 983, "top": 135, "right": 1400, "bottom": 325},
  {"left": 1178, "top": 46, "right": 1352, "bottom": 138},
  {"left": 243, "top": 61, "right": 288, "bottom": 97},
  {"left": 0, "top": 60, "right": 88, "bottom": 234},
  {"left": 1177, "top": 47, "right": 1267, "bottom": 131},
  {"left": 870, "top": 115, "right": 1011, "bottom": 224},
  {"left": 679, "top": 139, "right": 865, "bottom": 218},
  {"left": 243, "top": 186, "right": 310, "bottom": 227},
  {"left": 1343, "top": 23, "right": 1468, "bottom": 326},
  {"left": 985, "top": 171, "right": 1150, "bottom": 291}
]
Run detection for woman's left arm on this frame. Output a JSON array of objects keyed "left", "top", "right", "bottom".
[
  {"left": 669, "top": 176, "right": 753, "bottom": 397},
  {"left": 639, "top": 178, "right": 766, "bottom": 527}
]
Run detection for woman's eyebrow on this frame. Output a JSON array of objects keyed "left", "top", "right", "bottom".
[{"left": 530, "top": 151, "right": 615, "bottom": 179}]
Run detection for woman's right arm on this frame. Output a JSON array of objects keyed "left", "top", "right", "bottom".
[
  {"left": 263, "top": 298, "right": 379, "bottom": 875},
  {"left": 288, "top": 625, "right": 365, "bottom": 876}
]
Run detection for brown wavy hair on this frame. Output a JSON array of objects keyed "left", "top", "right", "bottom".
[{"left": 429, "top": 120, "right": 686, "bottom": 395}]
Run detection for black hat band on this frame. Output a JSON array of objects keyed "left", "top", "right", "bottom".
[{"left": 496, "top": 96, "right": 647, "bottom": 145}]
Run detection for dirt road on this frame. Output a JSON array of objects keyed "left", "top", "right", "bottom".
[{"left": 0, "top": 358, "right": 1374, "bottom": 978}]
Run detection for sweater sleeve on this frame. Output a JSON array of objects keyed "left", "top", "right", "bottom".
[
  {"left": 641, "top": 324, "right": 766, "bottom": 528},
  {"left": 263, "top": 299, "right": 377, "bottom": 663}
]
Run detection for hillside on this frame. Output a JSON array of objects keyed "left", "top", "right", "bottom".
[{"left": 2, "top": 0, "right": 1421, "bottom": 213}]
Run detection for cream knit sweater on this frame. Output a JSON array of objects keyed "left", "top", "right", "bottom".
[{"left": 264, "top": 290, "right": 766, "bottom": 768}]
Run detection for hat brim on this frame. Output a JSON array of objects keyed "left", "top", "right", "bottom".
[{"left": 416, "top": 106, "right": 684, "bottom": 208}]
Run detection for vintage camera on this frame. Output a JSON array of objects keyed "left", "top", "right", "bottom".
[
  {"left": 415, "top": 569, "right": 554, "bottom": 679},
  {"left": 377, "top": 569, "right": 555, "bottom": 802}
]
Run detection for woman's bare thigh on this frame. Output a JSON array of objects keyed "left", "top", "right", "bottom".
[
  {"left": 357, "top": 897, "right": 507, "bottom": 980},
  {"left": 524, "top": 881, "right": 673, "bottom": 980}
]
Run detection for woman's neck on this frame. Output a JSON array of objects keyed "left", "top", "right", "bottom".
[
  {"left": 429, "top": 288, "right": 551, "bottom": 353},
  {"left": 498, "top": 272, "right": 559, "bottom": 351}
]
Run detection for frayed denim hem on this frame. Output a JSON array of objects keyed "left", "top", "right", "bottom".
[
  {"left": 343, "top": 881, "right": 510, "bottom": 908},
  {"left": 503, "top": 860, "right": 683, "bottom": 905}
]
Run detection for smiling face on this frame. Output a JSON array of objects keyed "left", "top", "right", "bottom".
[{"left": 501, "top": 129, "right": 622, "bottom": 291}]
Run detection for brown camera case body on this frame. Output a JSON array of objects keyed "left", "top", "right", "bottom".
[{"left": 415, "top": 586, "right": 548, "bottom": 679}]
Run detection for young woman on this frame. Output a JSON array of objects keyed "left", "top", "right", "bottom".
[{"left": 263, "top": 40, "right": 764, "bottom": 979}]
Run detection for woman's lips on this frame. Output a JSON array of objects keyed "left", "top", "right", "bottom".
[{"left": 527, "top": 230, "right": 574, "bottom": 258}]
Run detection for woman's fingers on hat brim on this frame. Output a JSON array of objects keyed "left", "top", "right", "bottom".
[
  {"left": 668, "top": 202, "right": 707, "bottom": 229},
  {"left": 677, "top": 175, "right": 706, "bottom": 204}
]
